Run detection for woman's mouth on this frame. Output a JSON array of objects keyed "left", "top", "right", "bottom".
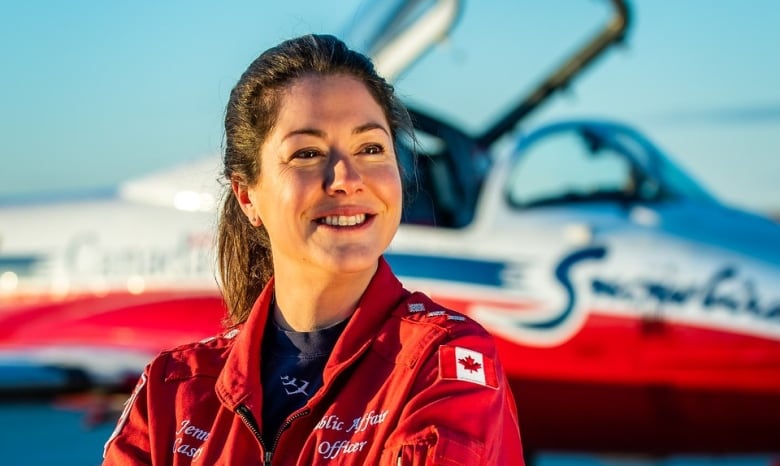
[{"left": 317, "top": 214, "right": 371, "bottom": 227}]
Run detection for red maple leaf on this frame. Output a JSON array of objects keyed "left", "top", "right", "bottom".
[{"left": 458, "top": 355, "right": 482, "bottom": 373}]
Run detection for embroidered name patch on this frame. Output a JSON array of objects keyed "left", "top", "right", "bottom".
[{"left": 438, "top": 345, "right": 498, "bottom": 389}]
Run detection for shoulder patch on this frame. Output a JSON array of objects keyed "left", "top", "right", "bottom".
[
  {"left": 438, "top": 345, "right": 498, "bottom": 389},
  {"left": 408, "top": 302, "right": 426, "bottom": 313}
]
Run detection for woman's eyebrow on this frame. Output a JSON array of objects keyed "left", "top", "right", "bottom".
[
  {"left": 353, "top": 122, "right": 390, "bottom": 136},
  {"left": 282, "top": 128, "right": 326, "bottom": 142},
  {"left": 282, "top": 122, "right": 389, "bottom": 142}
]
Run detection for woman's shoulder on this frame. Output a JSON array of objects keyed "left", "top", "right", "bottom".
[
  {"left": 145, "top": 327, "right": 241, "bottom": 380},
  {"left": 395, "top": 291, "right": 493, "bottom": 340},
  {"left": 381, "top": 291, "right": 504, "bottom": 369}
]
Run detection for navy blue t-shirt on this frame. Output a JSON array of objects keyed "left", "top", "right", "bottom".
[{"left": 260, "top": 317, "right": 349, "bottom": 440}]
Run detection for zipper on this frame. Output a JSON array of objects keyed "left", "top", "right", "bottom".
[
  {"left": 236, "top": 404, "right": 311, "bottom": 466},
  {"left": 236, "top": 405, "right": 271, "bottom": 465},
  {"left": 269, "top": 408, "right": 311, "bottom": 460}
]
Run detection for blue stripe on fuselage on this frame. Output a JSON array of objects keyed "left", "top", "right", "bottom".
[
  {"left": 0, "top": 255, "right": 44, "bottom": 276},
  {"left": 384, "top": 252, "right": 507, "bottom": 288}
]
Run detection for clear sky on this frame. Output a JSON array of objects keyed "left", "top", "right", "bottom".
[{"left": 1, "top": 0, "right": 778, "bottom": 215}]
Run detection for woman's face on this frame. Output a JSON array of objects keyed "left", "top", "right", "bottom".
[{"left": 242, "top": 73, "right": 402, "bottom": 278}]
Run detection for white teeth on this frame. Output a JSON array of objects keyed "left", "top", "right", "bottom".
[{"left": 322, "top": 214, "right": 366, "bottom": 226}]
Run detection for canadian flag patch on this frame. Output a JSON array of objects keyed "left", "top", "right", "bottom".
[{"left": 438, "top": 345, "right": 498, "bottom": 389}]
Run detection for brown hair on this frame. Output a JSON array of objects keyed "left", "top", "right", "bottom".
[{"left": 218, "top": 34, "right": 414, "bottom": 325}]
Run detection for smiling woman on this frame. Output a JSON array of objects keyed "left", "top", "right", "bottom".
[
  {"left": 101, "top": 34, "right": 524, "bottom": 465},
  {"left": 232, "top": 73, "right": 404, "bottom": 329}
]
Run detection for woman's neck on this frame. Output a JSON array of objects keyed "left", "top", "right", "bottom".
[{"left": 271, "top": 263, "right": 377, "bottom": 332}]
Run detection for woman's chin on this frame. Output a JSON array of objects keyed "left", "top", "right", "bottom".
[{"left": 316, "top": 249, "right": 382, "bottom": 276}]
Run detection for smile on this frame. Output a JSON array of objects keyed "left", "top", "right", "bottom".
[{"left": 318, "top": 214, "right": 369, "bottom": 227}]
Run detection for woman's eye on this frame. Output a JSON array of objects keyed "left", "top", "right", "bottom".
[
  {"left": 361, "top": 144, "right": 384, "bottom": 155},
  {"left": 293, "top": 149, "right": 321, "bottom": 160}
]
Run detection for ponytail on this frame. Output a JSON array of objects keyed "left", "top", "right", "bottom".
[{"left": 216, "top": 191, "right": 272, "bottom": 325}]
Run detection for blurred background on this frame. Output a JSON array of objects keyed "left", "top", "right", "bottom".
[
  {"left": 1, "top": 1, "right": 778, "bottom": 464},
  {"left": 2, "top": 0, "right": 778, "bottom": 215}
]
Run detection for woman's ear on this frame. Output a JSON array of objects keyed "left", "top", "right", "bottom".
[{"left": 231, "top": 177, "right": 262, "bottom": 227}]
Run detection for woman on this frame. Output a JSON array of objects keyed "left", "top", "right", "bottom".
[{"left": 103, "top": 34, "right": 524, "bottom": 465}]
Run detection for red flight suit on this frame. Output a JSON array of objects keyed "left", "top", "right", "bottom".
[{"left": 103, "top": 258, "right": 524, "bottom": 465}]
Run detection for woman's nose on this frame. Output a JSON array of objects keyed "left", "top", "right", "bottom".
[{"left": 325, "top": 153, "right": 363, "bottom": 194}]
